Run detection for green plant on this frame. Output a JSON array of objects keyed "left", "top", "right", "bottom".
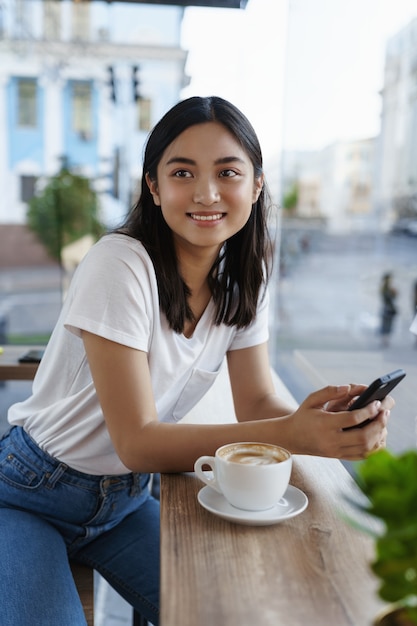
[
  {"left": 27, "top": 166, "right": 105, "bottom": 264},
  {"left": 282, "top": 182, "right": 299, "bottom": 212},
  {"left": 353, "top": 449, "right": 417, "bottom": 623}
]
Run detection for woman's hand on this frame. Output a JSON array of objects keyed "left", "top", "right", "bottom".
[{"left": 286, "top": 385, "right": 391, "bottom": 460}]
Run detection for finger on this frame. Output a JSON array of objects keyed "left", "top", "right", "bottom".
[
  {"left": 338, "top": 400, "right": 382, "bottom": 430},
  {"left": 302, "top": 385, "right": 351, "bottom": 410},
  {"left": 346, "top": 383, "right": 367, "bottom": 398},
  {"left": 337, "top": 421, "right": 388, "bottom": 459},
  {"left": 333, "top": 438, "right": 386, "bottom": 461},
  {"left": 345, "top": 384, "right": 368, "bottom": 408},
  {"left": 370, "top": 436, "right": 387, "bottom": 452},
  {"left": 380, "top": 394, "right": 395, "bottom": 410}
]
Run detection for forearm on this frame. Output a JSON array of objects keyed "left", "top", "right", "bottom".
[
  {"left": 112, "top": 384, "right": 390, "bottom": 472},
  {"left": 234, "top": 391, "right": 298, "bottom": 423},
  {"left": 118, "top": 417, "right": 296, "bottom": 474}
]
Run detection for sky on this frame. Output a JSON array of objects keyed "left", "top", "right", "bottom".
[
  {"left": 181, "top": 0, "right": 417, "bottom": 157},
  {"left": 181, "top": 0, "right": 286, "bottom": 162}
]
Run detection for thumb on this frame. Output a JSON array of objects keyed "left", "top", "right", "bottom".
[{"left": 301, "top": 385, "right": 351, "bottom": 410}]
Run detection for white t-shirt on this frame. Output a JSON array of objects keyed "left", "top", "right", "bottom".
[
  {"left": 8, "top": 234, "right": 269, "bottom": 475},
  {"left": 411, "top": 314, "right": 417, "bottom": 335}
]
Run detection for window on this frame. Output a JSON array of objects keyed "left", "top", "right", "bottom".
[
  {"left": 20, "top": 175, "right": 37, "bottom": 203},
  {"left": 72, "top": 82, "right": 92, "bottom": 140},
  {"left": 43, "top": 0, "right": 61, "bottom": 40},
  {"left": 136, "top": 98, "right": 152, "bottom": 132},
  {"left": 18, "top": 79, "right": 37, "bottom": 127},
  {"left": 72, "top": 3, "right": 90, "bottom": 41}
]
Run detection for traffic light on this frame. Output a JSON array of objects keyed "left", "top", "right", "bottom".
[
  {"left": 132, "top": 65, "right": 141, "bottom": 102},
  {"left": 107, "top": 66, "right": 116, "bottom": 103}
]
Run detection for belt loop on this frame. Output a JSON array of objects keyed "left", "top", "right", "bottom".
[
  {"left": 130, "top": 473, "right": 141, "bottom": 497},
  {"left": 46, "top": 462, "right": 68, "bottom": 488},
  {"left": 100, "top": 477, "right": 111, "bottom": 497}
]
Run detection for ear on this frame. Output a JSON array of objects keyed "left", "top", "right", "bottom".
[
  {"left": 253, "top": 174, "right": 264, "bottom": 203},
  {"left": 145, "top": 172, "right": 161, "bottom": 206}
]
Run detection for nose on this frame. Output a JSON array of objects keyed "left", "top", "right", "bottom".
[{"left": 192, "top": 177, "right": 220, "bottom": 206}]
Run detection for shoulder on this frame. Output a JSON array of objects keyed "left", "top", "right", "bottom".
[
  {"left": 69, "top": 234, "right": 158, "bottom": 300},
  {"left": 82, "top": 234, "right": 154, "bottom": 275},
  {"left": 90, "top": 233, "right": 148, "bottom": 261}
]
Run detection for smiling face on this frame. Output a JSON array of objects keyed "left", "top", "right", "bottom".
[{"left": 145, "top": 122, "right": 263, "bottom": 258}]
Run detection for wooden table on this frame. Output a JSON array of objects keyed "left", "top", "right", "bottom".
[
  {"left": 160, "top": 455, "right": 386, "bottom": 626},
  {"left": 0, "top": 345, "right": 42, "bottom": 380}
]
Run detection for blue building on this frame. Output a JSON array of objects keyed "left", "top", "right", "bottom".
[{"left": 0, "top": 0, "right": 189, "bottom": 227}]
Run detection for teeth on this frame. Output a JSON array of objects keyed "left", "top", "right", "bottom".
[{"left": 190, "top": 213, "right": 223, "bottom": 221}]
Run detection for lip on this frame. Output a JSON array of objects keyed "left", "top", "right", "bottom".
[{"left": 187, "top": 212, "right": 225, "bottom": 223}]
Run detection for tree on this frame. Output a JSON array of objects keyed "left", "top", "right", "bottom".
[
  {"left": 282, "top": 182, "right": 299, "bottom": 213},
  {"left": 27, "top": 166, "right": 105, "bottom": 265}
]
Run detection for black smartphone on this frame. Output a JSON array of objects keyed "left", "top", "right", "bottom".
[
  {"left": 344, "top": 368, "right": 406, "bottom": 430},
  {"left": 18, "top": 349, "right": 45, "bottom": 363}
]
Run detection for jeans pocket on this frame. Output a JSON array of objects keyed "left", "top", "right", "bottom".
[{"left": 0, "top": 447, "right": 44, "bottom": 490}]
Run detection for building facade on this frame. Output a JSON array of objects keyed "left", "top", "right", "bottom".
[
  {"left": 374, "top": 16, "right": 417, "bottom": 229},
  {"left": 0, "top": 0, "right": 189, "bottom": 227},
  {"left": 320, "top": 137, "right": 376, "bottom": 232},
  {"left": 282, "top": 137, "right": 376, "bottom": 232},
  {"left": 281, "top": 14, "right": 417, "bottom": 234}
]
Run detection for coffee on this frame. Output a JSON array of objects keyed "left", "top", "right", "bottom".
[
  {"left": 195, "top": 442, "right": 293, "bottom": 511},
  {"left": 220, "top": 443, "right": 287, "bottom": 466}
]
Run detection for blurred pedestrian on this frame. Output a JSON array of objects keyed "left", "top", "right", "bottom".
[
  {"left": 411, "top": 313, "right": 417, "bottom": 337},
  {"left": 411, "top": 281, "right": 417, "bottom": 346},
  {"left": 380, "top": 272, "right": 398, "bottom": 347}
]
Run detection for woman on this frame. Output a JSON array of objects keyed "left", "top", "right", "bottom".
[{"left": 0, "top": 97, "right": 391, "bottom": 625}]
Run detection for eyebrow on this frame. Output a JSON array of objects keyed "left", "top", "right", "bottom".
[{"left": 165, "top": 156, "right": 246, "bottom": 166}]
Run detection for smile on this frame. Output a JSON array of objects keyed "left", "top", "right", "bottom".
[{"left": 188, "top": 213, "right": 224, "bottom": 221}]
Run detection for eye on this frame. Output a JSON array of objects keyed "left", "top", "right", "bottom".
[
  {"left": 173, "top": 169, "right": 192, "bottom": 178},
  {"left": 219, "top": 169, "right": 239, "bottom": 178}
]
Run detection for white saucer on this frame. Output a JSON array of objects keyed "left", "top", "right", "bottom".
[{"left": 197, "top": 484, "right": 308, "bottom": 526}]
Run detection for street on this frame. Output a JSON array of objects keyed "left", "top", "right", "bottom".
[{"left": 271, "top": 228, "right": 417, "bottom": 456}]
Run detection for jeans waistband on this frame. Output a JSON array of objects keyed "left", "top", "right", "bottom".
[{"left": 7, "top": 426, "right": 146, "bottom": 494}]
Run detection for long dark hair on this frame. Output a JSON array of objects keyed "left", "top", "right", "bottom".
[{"left": 117, "top": 96, "right": 273, "bottom": 333}]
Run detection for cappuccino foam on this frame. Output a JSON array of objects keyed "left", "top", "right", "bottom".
[{"left": 220, "top": 444, "right": 287, "bottom": 466}]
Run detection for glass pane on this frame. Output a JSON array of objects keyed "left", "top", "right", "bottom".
[
  {"left": 20, "top": 175, "right": 37, "bottom": 203},
  {"left": 72, "top": 3, "right": 90, "bottom": 41},
  {"left": 72, "top": 82, "right": 92, "bottom": 139},
  {"left": 18, "top": 80, "right": 37, "bottom": 127},
  {"left": 43, "top": 0, "right": 61, "bottom": 40}
]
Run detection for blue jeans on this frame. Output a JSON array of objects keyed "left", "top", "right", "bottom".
[{"left": 0, "top": 426, "right": 160, "bottom": 626}]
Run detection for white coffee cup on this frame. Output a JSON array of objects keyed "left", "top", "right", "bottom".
[{"left": 194, "top": 442, "right": 292, "bottom": 511}]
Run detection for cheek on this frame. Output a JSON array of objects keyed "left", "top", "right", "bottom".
[
  {"left": 229, "top": 189, "right": 255, "bottom": 218},
  {"left": 159, "top": 190, "right": 189, "bottom": 227},
  {"left": 159, "top": 185, "right": 189, "bottom": 209}
]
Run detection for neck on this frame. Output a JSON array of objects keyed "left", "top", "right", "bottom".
[
  {"left": 176, "top": 244, "right": 221, "bottom": 294},
  {"left": 175, "top": 245, "right": 221, "bottom": 337}
]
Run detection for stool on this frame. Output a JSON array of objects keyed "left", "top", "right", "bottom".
[
  {"left": 70, "top": 562, "right": 94, "bottom": 626},
  {"left": 70, "top": 561, "right": 147, "bottom": 626}
]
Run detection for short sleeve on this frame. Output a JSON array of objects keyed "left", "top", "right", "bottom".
[{"left": 64, "top": 236, "right": 157, "bottom": 352}]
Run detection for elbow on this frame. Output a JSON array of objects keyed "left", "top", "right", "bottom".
[
  {"left": 117, "top": 443, "right": 156, "bottom": 473},
  {"left": 113, "top": 421, "right": 163, "bottom": 473}
]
